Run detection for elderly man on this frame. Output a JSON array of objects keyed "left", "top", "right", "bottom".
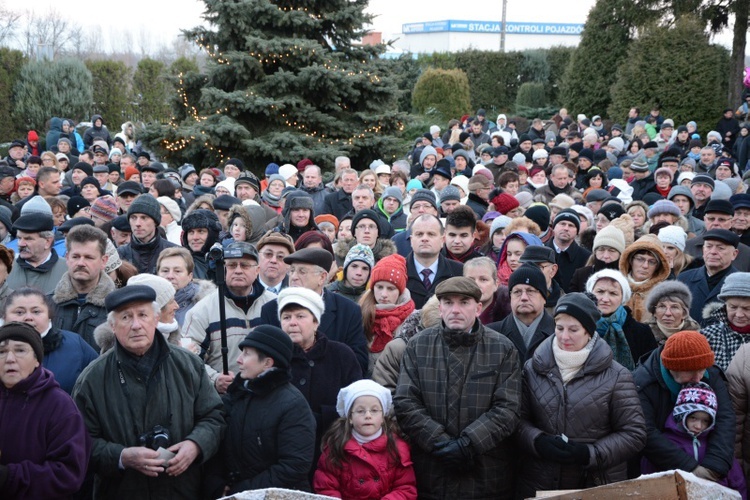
[
  {"left": 184, "top": 242, "right": 275, "bottom": 394},
  {"left": 118, "top": 194, "right": 177, "bottom": 274},
  {"left": 395, "top": 277, "right": 521, "bottom": 499},
  {"left": 300, "top": 164, "right": 328, "bottom": 215},
  {"left": 72, "top": 285, "right": 225, "bottom": 499},
  {"left": 322, "top": 168, "right": 358, "bottom": 219},
  {"left": 53, "top": 225, "right": 116, "bottom": 351},
  {"left": 6, "top": 212, "right": 67, "bottom": 294},
  {"left": 252, "top": 247, "right": 369, "bottom": 374},
  {"left": 534, "top": 164, "right": 577, "bottom": 204},
  {"left": 256, "top": 229, "right": 294, "bottom": 294},
  {"left": 685, "top": 199, "right": 750, "bottom": 272}
]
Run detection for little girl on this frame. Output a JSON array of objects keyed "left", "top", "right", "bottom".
[{"left": 313, "top": 379, "right": 417, "bottom": 499}]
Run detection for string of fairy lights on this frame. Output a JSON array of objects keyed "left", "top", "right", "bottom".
[{"left": 159, "top": 4, "right": 404, "bottom": 161}]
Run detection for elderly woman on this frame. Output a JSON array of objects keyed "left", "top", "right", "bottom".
[
  {"left": 515, "top": 293, "right": 646, "bottom": 497},
  {"left": 634, "top": 331, "right": 736, "bottom": 481},
  {"left": 727, "top": 341, "right": 750, "bottom": 491},
  {"left": 619, "top": 235, "right": 671, "bottom": 322},
  {"left": 645, "top": 281, "right": 701, "bottom": 345},
  {"left": 278, "top": 287, "right": 362, "bottom": 474},
  {"left": 3, "top": 287, "right": 98, "bottom": 394},
  {"left": 701, "top": 272, "right": 750, "bottom": 371},
  {"left": 0, "top": 322, "right": 91, "bottom": 498},
  {"left": 586, "top": 270, "right": 657, "bottom": 370},
  {"left": 156, "top": 247, "right": 216, "bottom": 324}
]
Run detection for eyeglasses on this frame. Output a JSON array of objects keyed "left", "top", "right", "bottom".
[
  {"left": 289, "top": 266, "right": 317, "bottom": 277},
  {"left": 632, "top": 255, "right": 658, "bottom": 267},
  {"left": 352, "top": 409, "right": 383, "bottom": 416},
  {"left": 260, "top": 250, "right": 288, "bottom": 261},
  {"left": 355, "top": 223, "right": 378, "bottom": 232},
  {"left": 655, "top": 304, "right": 684, "bottom": 314},
  {"left": 0, "top": 346, "right": 33, "bottom": 359}
]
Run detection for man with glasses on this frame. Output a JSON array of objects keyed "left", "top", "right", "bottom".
[
  {"left": 256, "top": 229, "right": 294, "bottom": 294},
  {"left": 252, "top": 247, "right": 368, "bottom": 374},
  {"left": 184, "top": 241, "right": 275, "bottom": 393},
  {"left": 685, "top": 199, "right": 750, "bottom": 272}
]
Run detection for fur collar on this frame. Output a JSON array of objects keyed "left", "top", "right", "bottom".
[
  {"left": 192, "top": 279, "right": 217, "bottom": 305},
  {"left": 53, "top": 271, "right": 116, "bottom": 306},
  {"left": 335, "top": 237, "right": 397, "bottom": 263},
  {"left": 702, "top": 301, "right": 726, "bottom": 321}
]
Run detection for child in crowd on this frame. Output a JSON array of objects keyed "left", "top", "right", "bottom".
[
  {"left": 314, "top": 379, "right": 417, "bottom": 499},
  {"left": 641, "top": 382, "right": 746, "bottom": 498}
]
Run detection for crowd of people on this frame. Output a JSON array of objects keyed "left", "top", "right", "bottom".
[{"left": 5, "top": 106, "right": 750, "bottom": 499}]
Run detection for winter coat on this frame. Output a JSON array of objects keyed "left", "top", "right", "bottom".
[
  {"left": 620, "top": 238, "right": 671, "bottom": 322},
  {"left": 42, "top": 327, "right": 98, "bottom": 394},
  {"left": 678, "top": 266, "right": 739, "bottom": 322},
  {"left": 301, "top": 182, "right": 329, "bottom": 216},
  {"left": 45, "top": 117, "right": 63, "bottom": 153},
  {"left": 5, "top": 250, "right": 68, "bottom": 296},
  {"left": 478, "top": 286, "right": 511, "bottom": 325},
  {"left": 72, "top": 333, "right": 226, "bottom": 500},
  {"left": 118, "top": 233, "right": 178, "bottom": 274},
  {"left": 546, "top": 240, "right": 592, "bottom": 294},
  {"left": 394, "top": 322, "right": 522, "bottom": 500},
  {"left": 174, "top": 279, "right": 216, "bottom": 325},
  {"left": 52, "top": 271, "right": 115, "bottom": 351},
  {"left": 700, "top": 302, "right": 750, "bottom": 371},
  {"left": 326, "top": 279, "right": 367, "bottom": 304},
  {"left": 375, "top": 198, "right": 408, "bottom": 233},
  {"left": 685, "top": 236, "right": 750, "bottom": 272},
  {"left": 203, "top": 369, "right": 316, "bottom": 497},
  {"left": 183, "top": 282, "right": 275, "bottom": 384},
  {"left": 314, "top": 434, "right": 417, "bottom": 500},
  {"left": 487, "top": 311, "right": 555, "bottom": 364},
  {"left": 405, "top": 252, "right": 464, "bottom": 310},
  {"left": 516, "top": 336, "right": 646, "bottom": 498},
  {"left": 83, "top": 114, "right": 112, "bottom": 148},
  {"left": 727, "top": 342, "right": 750, "bottom": 491},
  {"left": 630, "top": 175, "right": 657, "bottom": 202},
  {"left": 633, "top": 347, "right": 735, "bottom": 477},
  {"left": 0, "top": 367, "right": 90, "bottom": 499},
  {"left": 253, "top": 290, "right": 370, "bottom": 374},
  {"left": 322, "top": 189, "right": 354, "bottom": 220},
  {"left": 533, "top": 182, "right": 578, "bottom": 205},
  {"left": 371, "top": 310, "right": 425, "bottom": 395},
  {"left": 466, "top": 193, "right": 489, "bottom": 219}
]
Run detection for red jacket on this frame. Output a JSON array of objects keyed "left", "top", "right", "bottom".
[{"left": 313, "top": 433, "right": 417, "bottom": 500}]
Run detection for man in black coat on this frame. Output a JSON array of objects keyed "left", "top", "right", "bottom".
[
  {"left": 545, "top": 209, "right": 591, "bottom": 294},
  {"left": 321, "top": 168, "right": 358, "bottom": 220}
]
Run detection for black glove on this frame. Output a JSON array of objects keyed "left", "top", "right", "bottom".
[
  {"left": 534, "top": 434, "right": 573, "bottom": 463},
  {"left": 433, "top": 436, "right": 474, "bottom": 469},
  {"left": 568, "top": 441, "right": 590, "bottom": 466}
]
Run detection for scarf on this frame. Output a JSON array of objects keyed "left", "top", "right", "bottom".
[
  {"left": 656, "top": 319, "right": 685, "bottom": 339},
  {"left": 352, "top": 428, "right": 383, "bottom": 445},
  {"left": 497, "top": 259, "right": 514, "bottom": 286},
  {"left": 158, "top": 320, "right": 179, "bottom": 337},
  {"left": 553, "top": 336, "right": 595, "bottom": 385},
  {"left": 371, "top": 297, "right": 415, "bottom": 353},
  {"left": 442, "top": 321, "right": 481, "bottom": 348},
  {"left": 547, "top": 179, "right": 569, "bottom": 196},
  {"left": 730, "top": 322, "right": 750, "bottom": 334},
  {"left": 175, "top": 281, "right": 199, "bottom": 310},
  {"left": 261, "top": 190, "right": 281, "bottom": 208},
  {"left": 595, "top": 306, "right": 634, "bottom": 370}
]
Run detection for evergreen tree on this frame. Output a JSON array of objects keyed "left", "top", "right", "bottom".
[
  {"left": 87, "top": 60, "right": 131, "bottom": 125},
  {"left": 0, "top": 48, "right": 26, "bottom": 141},
  {"left": 560, "top": 0, "right": 634, "bottom": 117},
  {"left": 132, "top": 58, "right": 170, "bottom": 123},
  {"left": 142, "top": 0, "right": 404, "bottom": 171}
]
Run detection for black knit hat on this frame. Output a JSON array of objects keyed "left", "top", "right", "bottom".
[
  {"left": 181, "top": 209, "right": 221, "bottom": 233},
  {"left": 239, "top": 325, "right": 293, "bottom": 370},
  {"left": 524, "top": 204, "right": 550, "bottom": 232},
  {"left": 409, "top": 189, "right": 438, "bottom": 211},
  {"left": 508, "top": 264, "right": 548, "bottom": 298},
  {"left": 79, "top": 176, "right": 101, "bottom": 190},
  {"left": 554, "top": 293, "right": 601, "bottom": 335},
  {"left": 0, "top": 322, "right": 44, "bottom": 361},
  {"left": 553, "top": 208, "right": 581, "bottom": 232},
  {"left": 72, "top": 162, "right": 93, "bottom": 177},
  {"left": 67, "top": 196, "right": 90, "bottom": 217},
  {"left": 127, "top": 194, "right": 161, "bottom": 224},
  {"left": 351, "top": 209, "right": 381, "bottom": 238}
]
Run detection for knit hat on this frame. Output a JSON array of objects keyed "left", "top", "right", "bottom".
[
  {"left": 409, "top": 189, "right": 438, "bottom": 211},
  {"left": 661, "top": 330, "right": 715, "bottom": 371},
  {"left": 553, "top": 208, "right": 581, "bottom": 232},
  {"left": 599, "top": 203, "right": 626, "bottom": 222},
  {"left": 646, "top": 280, "right": 692, "bottom": 315},
  {"left": 718, "top": 272, "right": 750, "bottom": 300},
  {"left": 554, "top": 293, "right": 601, "bottom": 335},
  {"left": 104, "top": 239, "right": 122, "bottom": 274},
  {"left": 351, "top": 209, "right": 381, "bottom": 239},
  {"left": 406, "top": 179, "right": 423, "bottom": 193},
  {"left": 265, "top": 163, "right": 280, "bottom": 176},
  {"left": 692, "top": 174, "right": 715, "bottom": 190},
  {"left": 657, "top": 226, "right": 687, "bottom": 252},
  {"left": 490, "top": 215, "right": 512, "bottom": 237},
  {"left": 370, "top": 254, "right": 408, "bottom": 295},
  {"left": 532, "top": 149, "right": 548, "bottom": 160},
  {"left": 278, "top": 164, "right": 297, "bottom": 181},
  {"left": 593, "top": 225, "right": 626, "bottom": 254},
  {"left": 90, "top": 196, "right": 118, "bottom": 222},
  {"left": 239, "top": 325, "right": 293, "bottom": 370},
  {"left": 336, "top": 379, "right": 393, "bottom": 418},
  {"left": 630, "top": 154, "right": 649, "bottom": 172},
  {"left": 0, "top": 322, "right": 44, "bottom": 361},
  {"left": 157, "top": 196, "right": 181, "bottom": 223},
  {"left": 381, "top": 186, "right": 403, "bottom": 204},
  {"left": 440, "top": 186, "right": 461, "bottom": 203},
  {"left": 79, "top": 176, "right": 101, "bottom": 191},
  {"left": 72, "top": 162, "right": 94, "bottom": 177},
  {"left": 712, "top": 180, "right": 733, "bottom": 201},
  {"left": 654, "top": 167, "right": 674, "bottom": 182},
  {"left": 419, "top": 145, "right": 438, "bottom": 165},
  {"left": 21, "top": 195, "right": 52, "bottom": 217},
  {"left": 215, "top": 178, "right": 235, "bottom": 195},
  {"left": 127, "top": 274, "right": 176, "bottom": 309},
  {"left": 585, "top": 269, "right": 631, "bottom": 305},
  {"left": 491, "top": 193, "right": 519, "bottom": 215},
  {"left": 549, "top": 194, "right": 575, "bottom": 211},
  {"left": 344, "top": 243, "right": 375, "bottom": 273},
  {"left": 668, "top": 186, "right": 695, "bottom": 207},
  {"left": 525, "top": 204, "right": 550, "bottom": 232},
  {"left": 515, "top": 191, "right": 533, "bottom": 209},
  {"left": 277, "top": 287, "right": 325, "bottom": 323},
  {"left": 450, "top": 175, "right": 469, "bottom": 194},
  {"left": 673, "top": 382, "right": 717, "bottom": 433},
  {"left": 66, "top": 196, "right": 90, "bottom": 217},
  {"left": 648, "top": 200, "right": 681, "bottom": 219},
  {"left": 314, "top": 214, "right": 339, "bottom": 233},
  {"left": 508, "top": 264, "right": 548, "bottom": 298},
  {"left": 127, "top": 194, "right": 161, "bottom": 224}
]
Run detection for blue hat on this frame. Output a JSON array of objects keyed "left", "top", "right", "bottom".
[{"left": 265, "top": 163, "right": 280, "bottom": 176}]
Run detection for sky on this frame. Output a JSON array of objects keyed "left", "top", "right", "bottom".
[{"left": 2, "top": 0, "right": 738, "bottom": 54}]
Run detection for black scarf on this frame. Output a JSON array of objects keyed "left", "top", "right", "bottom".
[
  {"left": 442, "top": 320, "right": 482, "bottom": 347},
  {"left": 42, "top": 328, "right": 63, "bottom": 354}
]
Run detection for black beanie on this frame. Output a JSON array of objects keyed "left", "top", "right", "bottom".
[
  {"left": 127, "top": 194, "right": 161, "bottom": 225},
  {"left": 351, "top": 209, "right": 381, "bottom": 238},
  {"left": 553, "top": 208, "right": 581, "bottom": 233},
  {"left": 0, "top": 322, "right": 44, "bottom": 361},
  {"left": 524, "top": 205, "right": 550, "bottom": 232},
  {"left": 508, "top": 263, "right": 549, "bottom": 298},
  {"left": 72, "top": 162, "right": 94, "bottom": 177},
  {"left": 554, "top": 293, "right": 601, "bottom": 335},
  {"left": 238, "top": 325, "right": 293, "bottom": 370}
]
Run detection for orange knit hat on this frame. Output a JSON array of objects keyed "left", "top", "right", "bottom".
[
  {"left": 661, "top": 330, "right": 715, "bottom": 371},
  {"left": 369, "top": 253, "right": 407, "bottom": 294}
]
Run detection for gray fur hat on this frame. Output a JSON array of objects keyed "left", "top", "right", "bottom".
[{"left": 646, "top": 280, "right": 693, "bottom": 314}]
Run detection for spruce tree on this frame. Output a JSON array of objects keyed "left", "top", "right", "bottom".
[{"left": 142, "top": 0, "right": 404, "bottom": 171}]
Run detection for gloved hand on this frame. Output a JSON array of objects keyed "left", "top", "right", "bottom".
[
  {"left": 693, "top": 465, "right": 720, "bottom": 482},
  {"left": 433, "top": 436, "right": 474, "bottom": 469},
  {"left": 567, "top": 441, "right": 590, "bottom": 466},
  {"left": 534, "top": 434, "right": 573, "bottom": 463}
]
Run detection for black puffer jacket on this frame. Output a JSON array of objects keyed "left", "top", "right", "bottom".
[
  {"left": 117, "top": 234, "right": 178, "bottom": 274},
  {"left": 633, "top": 347, "right": 735, "bottom": 477},
  {"left": 516, "top": 336, "right": 646, "bottom": 498},
  {"left": 203, "top": 369, "right": 316, "bottom": 497}
]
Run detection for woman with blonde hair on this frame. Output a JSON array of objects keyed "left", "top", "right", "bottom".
[
  {"left": 359, "top": 169, "right": 383, "bottom": 200},
  {"left": 40, "top": 151, "right": 60, "bottom": 171}
]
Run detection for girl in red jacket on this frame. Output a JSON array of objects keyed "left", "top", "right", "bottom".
[{"left": 313, "top": 379, "right": 417, "bottom": 500}]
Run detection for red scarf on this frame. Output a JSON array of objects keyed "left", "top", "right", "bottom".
[
  {"left": 655, "top": 185, "right": 671, "bottom": 197},
  {"left": 371, "top": 299, "right": 415, "bottom": 353},
  {"left": 730, "top": 322, "right": 750, "bottom": 334}
]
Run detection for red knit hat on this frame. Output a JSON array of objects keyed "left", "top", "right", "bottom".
[
  {"left": 661, "top": 330, "right": 715, "bottom": 371},
  {"left": 370, "top": 254, "right": 407, "bottom": 294},
  {"left": 297, "top": 158, "right": 314, "bottom": 173},
  {"left": 491, "top": 193, "right": 519, "bottom": 215},
  {"left": 124, "top": 165, "right": 140, "bottom": 181},
  {"left": 27, "top": 130, "right": 39, "bottom": 141},
  {"left": 15, "top": 176, "right": 36, "bottom": 190}
]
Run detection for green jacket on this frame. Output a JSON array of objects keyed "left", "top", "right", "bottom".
[{"left": 73, "top": 332, "right": 226, "bottom": 499}]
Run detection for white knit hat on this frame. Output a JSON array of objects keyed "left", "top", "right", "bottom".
[
  {"left": 336, "top": 379, "right": 393, "bottom": 418},
  {"left": 450, "top": 175, "right": 469, "bottom": 196},
  {"left": 532, "top": 149, "right": 548, "bottom": 160},
  {"left": 127, "top": 274, "right": 176, "bottom": 309},
  {"left": 277, "top": 287, "right": 325, "bottom": 323},
  {"left": 657, "top": 225, "right": 687, "bottom": 252},
  {"left": 593, "top": 225, "right": 626, "bottom": 254},
  {"left": 157, "top": 197, "right": 182, "bottom": 223},
  {"left": 278, "top": 164, "right": 298, "bottom": 182},
  {"left": 215, "top": 177, "right": 235, "bottom": 195},
  {"left": 586, "top": 269, "right": 632, "bottom": 305},
  {"left": 677, "top": 172, "right": 695, "bottom": 185}
]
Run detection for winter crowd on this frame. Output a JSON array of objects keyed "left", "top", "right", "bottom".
[{"left": 5, "top": 106, "right": 750, "bottom": 499}]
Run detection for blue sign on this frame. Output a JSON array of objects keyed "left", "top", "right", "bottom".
[{"left": 402, "top": 20, "right": 584, "bottom": 36}]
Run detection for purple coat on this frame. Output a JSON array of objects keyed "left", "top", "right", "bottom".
[
  {"left": 641, "top": 415, "right": 746, "bottom": 499},
  {"left": 0, "top": 367, "right": 90, "bottom": 499}
]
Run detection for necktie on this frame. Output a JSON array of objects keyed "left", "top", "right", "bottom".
[{"left": 421, "top": 269, "right": 433, "bottom": 289}]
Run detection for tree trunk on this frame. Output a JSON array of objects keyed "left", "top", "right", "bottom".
[{"left": 729, "top": 0, "right": 750, "bottom": 108}]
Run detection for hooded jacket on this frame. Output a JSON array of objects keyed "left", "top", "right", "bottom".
[
  {"left": 53, "top": 271, "right": 116, "bottom": 351},
  {"left": 117, "top": 232, "right": 178, "bottom": 275},
  {"left": 619, "top": 237, "right": 671, "bottom": 322},
  {"left": 375, "top": 196, "right": 407, "bottom": 233},
  {"left": 83, "top": 114, "right": 112, "bottom": 148},
  {"left": 45, "top": 117, "right": 63, "bottom": 153},
  {"left": 42, "top": 327, "right": 99, "bottom": 394},
  {"left": 181, "top": 209, "right": 221, "bottom": 280}
]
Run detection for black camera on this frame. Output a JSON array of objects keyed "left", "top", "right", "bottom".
[{"left": 139, "top": 425, "right": 171, "bottom": 450}]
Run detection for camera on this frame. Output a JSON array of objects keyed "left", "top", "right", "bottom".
[{"left": 139, "top": 425, "right": 171, "bottom": 451}]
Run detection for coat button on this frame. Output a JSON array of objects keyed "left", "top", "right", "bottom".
[
  {"left": 299, "top": 378, "right": 306, "bottom": 385},
  {"left": 309, "top": 360, "right": 315, "bottom": 367}
]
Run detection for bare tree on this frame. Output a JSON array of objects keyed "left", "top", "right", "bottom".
[
  {"left": 21, "top": 7, "right": 85, "bottom": 58},
  {"left": 0, "top": 1, "right": 22, "bottom": 46}
]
